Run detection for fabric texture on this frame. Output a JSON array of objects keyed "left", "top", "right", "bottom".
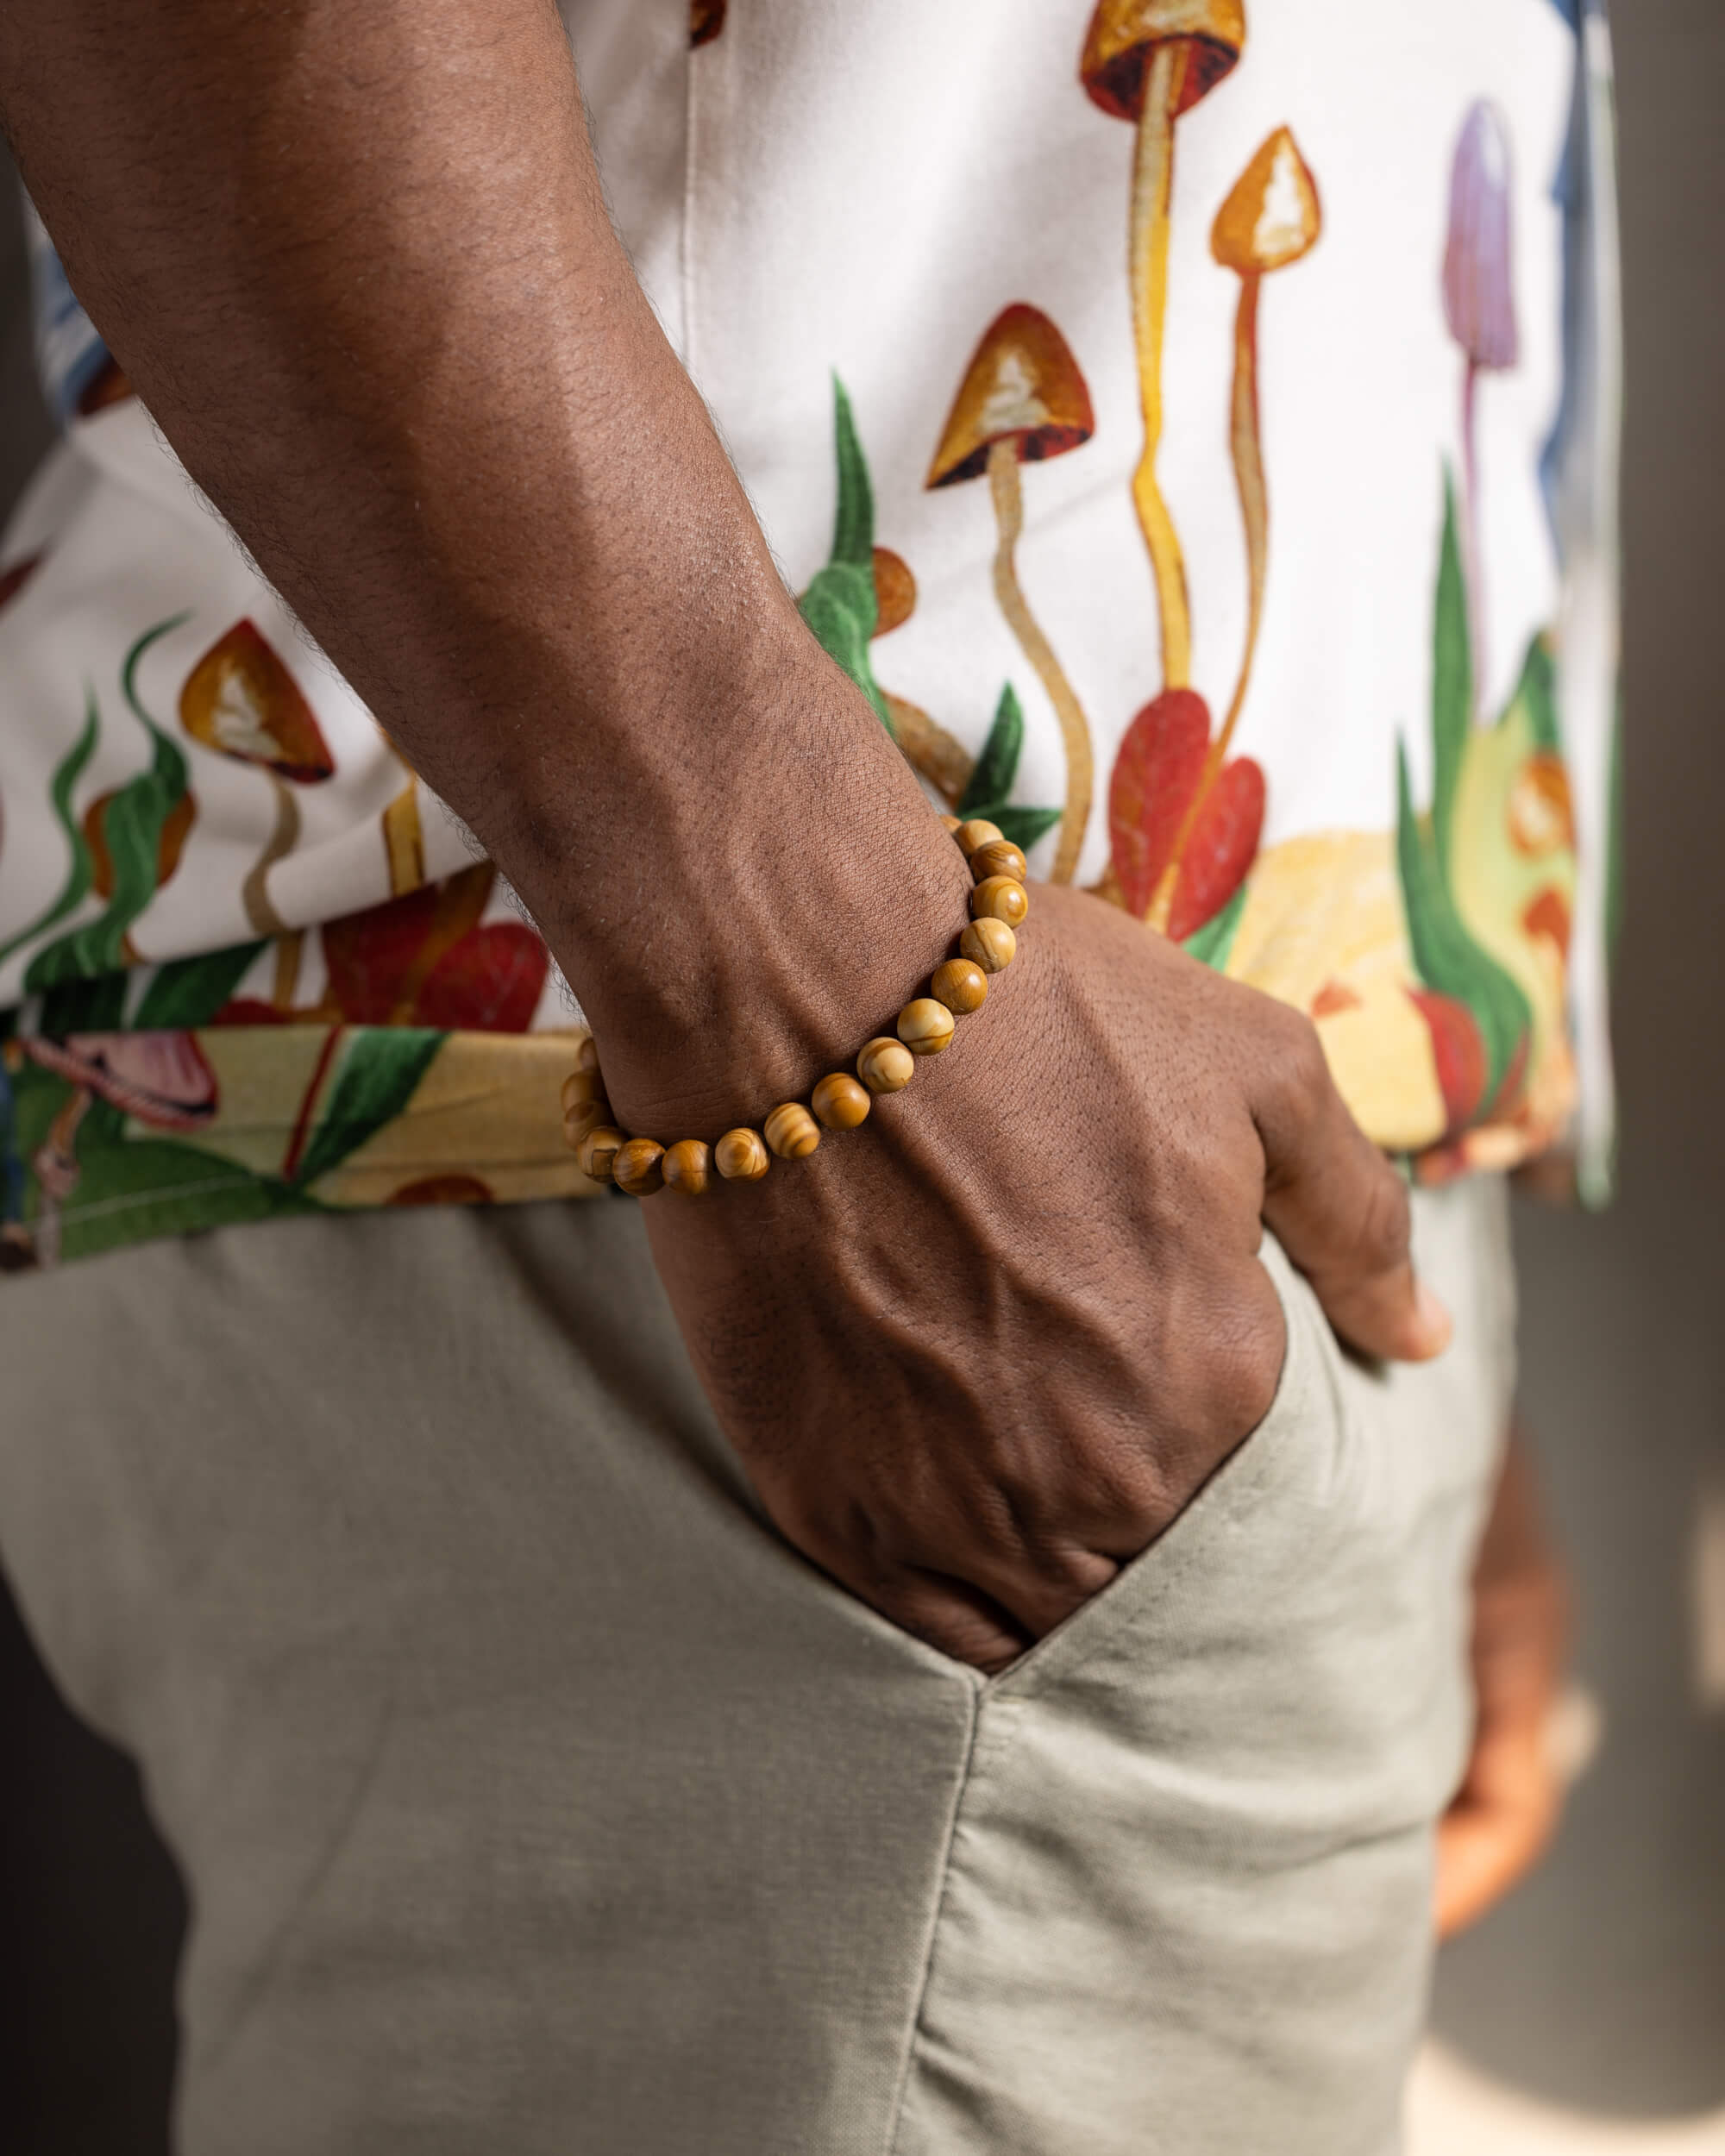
[
  {"left": 0, "top": 1175, "right": 1515, "bottom": 2153},
  {"left": 0, "top": 0, "right": 1620, "bottom": 1269}
]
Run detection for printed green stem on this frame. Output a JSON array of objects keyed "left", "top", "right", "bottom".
[
  {"left": 1128, "top": 39, "right": 1193, "bottom": 690},
  {"left": 988, "top": 437, "right": 1094, "bottom": 886}
]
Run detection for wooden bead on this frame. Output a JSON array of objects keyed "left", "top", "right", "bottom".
[
  {"left": 715, "top": 1126, "right": 771, "bottom": 1181},
  {"left": 856, "top": 1036, "right": 915, "bottom": 1094},
  {"left": 561, "top": 1069, "right": 605, "bottom": 1112},
  {"left": 970, "top": 874, "right": 1029, "bottom": 928},
  {"left": 576, "top": 1125, "right": 627, "bottom": 1182},
  {"left": 953, "top": 818, "right": 1004, "bottom": 857},
  {"left": 812, "top": 1073, "right": 872, "bottom": 1130},
  {"left": 612, "top": 1138, "right": 666, "bottom": 1195},
  {"left": 897, "top": 997, "right": 956, "bottom": 1056},
  {"left": 960, "top": 917, "right": 1017, "bottom": 974},
  {"left": 930, "top": 957, "right": 988, "bottom": 1015},
  {"left": 572, "top": 1035, "right": 602, "bottom": 1080},
  {"left": 938, "top": 813, "right": 962, "bottom": 834},
  {"left": 969, "top": 838, "right": 1027, "bottom": 886},
  {"left": 662, "top": 1138, "right": 712, "bottom": 1194},
  {"left": 562, "top": 1098, "right": 611, "bottom": 1150},
  {"left": 765, "top": 1102, "right": 822, "bottom": 1159}
]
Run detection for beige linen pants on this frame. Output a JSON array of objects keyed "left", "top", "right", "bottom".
[{"left": 0, "top": 1177, "right": 1515, "bottom": 2155}]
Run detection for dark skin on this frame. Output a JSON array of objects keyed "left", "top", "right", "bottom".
[{"left": 0, "top": 0, "right": 1454, "bottom": 1671}]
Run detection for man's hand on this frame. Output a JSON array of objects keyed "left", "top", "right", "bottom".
[
  {"left": 1436, "top": 1431, "right": 1571, "bottom": 1934},
  {"left": 2, "top": 0, "right": 1448, "bottom": 1673},
  {"left": 621, "top": 860, "right": 1450, "bottom": 1670}
]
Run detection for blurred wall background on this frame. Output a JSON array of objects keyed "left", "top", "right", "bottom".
[{"left": 1, "top": 0, "right": 1721, "bottom": 2145}]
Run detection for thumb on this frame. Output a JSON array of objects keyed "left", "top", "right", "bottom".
[{"left": 1251, "top": 1014, "right": 1451, "bottom": 1363}]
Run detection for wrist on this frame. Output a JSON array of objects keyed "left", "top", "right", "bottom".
[{"left": 514, "top": 639, "right": 974, "bottom": 1134}]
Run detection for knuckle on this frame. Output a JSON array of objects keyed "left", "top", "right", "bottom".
[{"left": 1275, "top": 1009, "right": 1333, "bottom": 1111}]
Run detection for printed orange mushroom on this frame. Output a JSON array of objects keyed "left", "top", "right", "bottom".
[
  {"left": 690, "top": 0, "right": 725, "bottom": 47},
  {"left": 1147, "top": 126, "right": 1320, "bottom": 933},
  {"left": 1081, "top": 0, "right": 1245, "bottom": 691},
  {"left": 927, "top": 304, "right": 1096, "bottom": 885},
  {"left": 180, "top": 619, "right": 336, "bottom": 1007},
  {"left": 870, "top": 548, "right": 918, "bottom": 638}
]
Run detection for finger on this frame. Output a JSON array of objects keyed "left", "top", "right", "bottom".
[
  {"left": 1433, "top": 1728, "right": 1561, "bottom": 1937},
  {"left": 840, "top": 1561, "right": 1032, "bottom": 1676},
  {"left": 945, "top": 1538, "right": 1120, "bottom": 1645},
  {"left": 1249, "top": 1009, "right": 1452, "bottom": 1362}
]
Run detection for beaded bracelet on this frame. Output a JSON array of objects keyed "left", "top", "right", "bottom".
[{"left": 559, "top": 815, "right": 1030, "bottom": 1196}]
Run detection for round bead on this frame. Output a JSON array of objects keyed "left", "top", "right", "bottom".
[
  {"left": 662, "top": 1138, "right": 712, "bottom": 1194},
  {"left": 930, "top": 957, "right": 988, "bottom": 1015},
  {"left": 612, "top": 1138, "right": 666, "bottom": 1196},
  {"left": 561, "top": 1068, "right": 605, "bottom": 1112},
  {"left": 953, "top": 817, "right": 1004, "bottom": 857},
  {"left": 576, "top": 1125, "right": 626, "bottom": 1182},
  {"left": 959, "top": 917, "right": 1017, "bottom": 974},
  {"left": 812, "top": 1073, "right": 872, "bottom": 1130},
  {"left": 764, "top": 1102, "right": 822, "bottom": 1159},
  {"left": 572, "top": 1036, "right": 602, "bottom": 1080},
  {"left": 715, "top": 1126, "right": 771, "bottom": 1181},
  {"left": 856, "top": 1036, "right": 915, "bottom": 1094},
  {"left": 970, "top": 875, "right": 1029, "bottom": 928},
  {"left": 938, "top": 813, "right": 962, "bottom": 835},
  {"left": 969, "top": 838, "right": 1028, "bottom": 886},
  {"left": 897, "top": 997, "right": 956, "bottom": 1056},
  {"left": 562, "top": 1098, "right": 611, "bottom": 1150}
]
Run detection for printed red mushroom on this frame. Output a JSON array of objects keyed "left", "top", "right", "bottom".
[
  {"left": 928, "top": 304, "right": 1096, "bottom": 884},
  {"left": 180, "top": 619, "right": 336, "bottom": 1007},
  {"left": 690, "top": 0, "right": 726, "bottom": 47},
  {"left": 1081, "top": 0, "right": 1245, "bottom": 690}
]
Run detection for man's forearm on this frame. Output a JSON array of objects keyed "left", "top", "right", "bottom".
[{"left": 0, "top": 0, "right": 961, "bottom": 1114}]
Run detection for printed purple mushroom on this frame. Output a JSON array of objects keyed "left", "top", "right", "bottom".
[
  {"left": 1081, "top": 0, "right": 1246, "bottom": 691},
  {"left": 1443, "top": 100, "right": 1519, "bottom": 704},
  {"left": 23, "top": 1029, "right": 217, "bottom": 1265},
  {"left": 927, "top": 305, "right": 1096, "bottom": 885},
  {"left": 180, "top": 619, "right": 336, "bottom": 1007},
  {"left": 1148, "top": 126, "right": 1321, "bottom": 933}
]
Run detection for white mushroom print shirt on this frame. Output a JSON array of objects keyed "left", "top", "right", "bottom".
[{"left": 0, "top": 0, "right": 1620, "bottom": 1270}]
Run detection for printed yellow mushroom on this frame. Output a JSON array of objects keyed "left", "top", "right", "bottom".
[
  {"left": 928, "top": 305, "right": 1097, "bottom": 886},
  {"left": 1147, "top": 126, "right": 1321, "bottom": 934},
  {"left": 1081, "top": 0, "right": 1246, "bottom": 691}
]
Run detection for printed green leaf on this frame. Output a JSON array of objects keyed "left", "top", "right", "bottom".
[
  {"left": 964, "top": 802, "right": 1063, "bottom": 856},
  {"left": 290, "top": 1026, "right": 443, "bottom": 1188},
  {"left": 797, "top": 377, "right": 891, "bottom": 730},
  {"left": 1182, "top": 879, "right": 1248, "bottom": 972},
  {"left": 1396, "top": 740, "right": 1530, "bottom": 1103},
  {"left": 51, "top": 1138, "right": 317, "bottom": 1264},
  {"left": 133, "top": 941, "right": 267, "bottom": 1031},
  {"left": 1509, "top": 631, "right": 1561, "bottom": 754},
  {"left": 0, "top": 690, "right": 100, "bottom": 971},
  {"left": 830, "top": 377, "right": 875, "bottom": 571},
  {"left": 958, "top": 685, "right": 1026, "bottom": 815},
  {"left": 799, "top": 562, "right": 889, "bottom": 729},
  {"left": 1432, "top": 468, "right": 1472, "bottom": 875},
  {"left": 25, "top": 616, "right": 191, "bottom": 992},
  {"left": 36, "top": 968, "right": 128, "bottom": 1039}
]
